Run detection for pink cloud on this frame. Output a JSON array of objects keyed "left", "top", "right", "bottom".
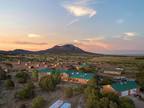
[
  {"left": 73, "top": 37, "right": 111, "bottom": 51},
  {"left": 72, "top": 35, "right": 144, "bottom": 53}
]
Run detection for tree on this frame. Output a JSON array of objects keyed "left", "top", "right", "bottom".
[
  {"left": 32, "top": 70, "right": 38, "bottom": 81},
  {"left": 84, "top": 86, "right": 100, "bottom": 108},
  {"left": 32, "top": 96, "right": 45, "bottom": 108},
  {"left": 105, "top": 93, "right": 120, "bottom": 105},
  {"left": 73, "top": 85, "right": 85, "bottom": 95},
  {"left": 84, "top": 86, "right": 99, "bottom": 99},
  {"left": 109, "top": 101, "right": 118, "bottom": 108},
  {"left": 0, "top": 66, "right": 6, "bottom": 80},
  {"left": 64, "top": 87, "right": 73, "bottom": 98},
  {"left": 15, "top": 72, "right": 29, "bottom": 83},
  {"left": 27, "top": 82, "right": 35, "bottom": 89},
  {"left": 39, "top": 75, "right": 58, "bottom": 91},
  {"left": 99, "top": 97, "right": 109, "bottom": 108},
  {"left": 136, "top": 72, "right": 144, "bottom": 88},
  {"left": 86, "top": 98, "right": 100, "bottom": 108},
  {"left": 4, "top": 79, "right": 15, "bottom": 89},
  {"left": 16, "top": 83, "right": 34, "bottom": 100},
  {"left": 52, "top": 73, "right": 61, "bottom": 85},
  {"left": 136, "top": 64, "right": 144, "bottom": 89},
  {"left": 101, "top": 78, "right": 113, "bottom": 85},
  {"left": 87, "top": 77, "right": 98, "bottom": 88},
  {"left": 120, "top": 97, "right": 135, "bottom": 108},
  {"left": 78, "top": 66, "right": 96, "bottom": 73}
]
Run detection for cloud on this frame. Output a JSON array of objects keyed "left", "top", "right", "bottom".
[
  {"left": 121, "top": 32, "right": 137, "bottom": 40},
  {"left": 27, "top": 34, "right": 41, "bottom": 38},
  {"left": 83, "top": 37, "right": 105, "bottom": 42},
  {"left": 14, "top": 41, "right": 48, "bottom": 45},
  {"left": 64, "top": 5, "right": 96, "bottom": 18},
  {"left": 124, "top": 32, "right": 136, "bottom": 36},
  {"left": 73, "top": 37, "right": 110, "bottom": 49},
  {"left": 116, "top": 19, "right": 124, "bottom": 24},
  {"left": 74, "top": 0, "right": 94, "bottom": 5},
  {"left": 67, "top": 19, "right": 79, "bottom": 26}
]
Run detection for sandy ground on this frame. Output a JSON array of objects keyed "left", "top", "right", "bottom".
[
  {"left": 128, "top": 96, "right": 144, "bottom": 108},
  {"left": 0, "top": 80, "right": 84, "bottom": 108}
]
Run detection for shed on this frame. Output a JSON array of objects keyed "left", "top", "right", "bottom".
[
  {"left": 60, "top": 103, "right": 71, "bottom": 108},
  {"left": 49, "top": 100, "right": 64, "bottom": 108}
]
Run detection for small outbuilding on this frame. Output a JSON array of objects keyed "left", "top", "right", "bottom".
[
  {"left": 49, "top": 100, "right": 64, "bottom": 108},
  {"left": 49, "top": 100, "right": 71, "bottom": 108},
  {"left": 60, "top": 103, "right": 71, "bottom": 108}
]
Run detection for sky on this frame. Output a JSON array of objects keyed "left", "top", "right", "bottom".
[{"left": 0, "top": 0, "right": 144, "bottom": 54}]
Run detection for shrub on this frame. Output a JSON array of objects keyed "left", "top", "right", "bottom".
[
  {"left": 27, "top": 82, "right": 35, "bottom": 89},
  {"left": 39, "top": 75, "right": 60, "bottom": 91},
  {"left": 73, "top": 85, "right": 84, "bottom": 95},
  {"left": 52, "top": 74, "right": 61, "bottom": 85},
  {"left": 87, "top": 78, "right": 98, "bottom": 88},
  {"left": 16, "top": 83, "right": 34, "bottom": 100},
  {"left": 32, "top": 96, "right": 45, "bottom": 108},
  {"left": 15, "top": 72, "right": 29, "bottom": 83},
  {"left": 64, "top": 87, "right": 73, "bottom": 98},
  {"left": 120, "top": 97, "right": 135, "bottom": 108},
  {"left": 0, "top": 66, "right": 6, "bottom": 80},
  {"left": 19, "top": 104, "right": 26, "bottom": 108},
  {"left": 4, "top": 79, "right": 15, "bottom": 89},
  {"left": 32, "top": 70, "right": 38, "bottom": 81}
]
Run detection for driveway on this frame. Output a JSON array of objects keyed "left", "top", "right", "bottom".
[{"left": 128, "top": 96, "right": 144, "bottom": 108}]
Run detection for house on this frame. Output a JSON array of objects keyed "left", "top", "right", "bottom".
[
  {"left": 103, "top": 67, "right": 124, "bottom": 75},
  {"left": 37, "top": 68, "right": 94, "bottom": 84},
  {"left": 102, "top": 80, "right": 139, "bottom": 96},
  {"left": 113, "top": 76, "right": 128, "bottom": 83},
  {"left": 103, "top": 70, "right": 122, "bottom": 75}
]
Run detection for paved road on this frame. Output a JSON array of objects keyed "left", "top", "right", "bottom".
[{"left": 128, "top": 96, "right": 144, "bottom": 108}]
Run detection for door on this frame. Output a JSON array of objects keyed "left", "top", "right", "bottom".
[{"left": 130, "top": 89, "right": 137, "bottom": 95}]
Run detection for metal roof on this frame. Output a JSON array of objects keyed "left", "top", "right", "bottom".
[
  {"left": 60, "top": 103, "right": 71, "bottom": 108},
  {"left": 49, "top": 100, "right": 64, "bottom": 108},
  {"left": 38, "top": 68, "right": 94, "bottom": 80},
  {"left": 111, "top": 81, "right": 138, "bottom": 92}
]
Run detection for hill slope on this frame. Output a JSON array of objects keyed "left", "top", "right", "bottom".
[
  {"left": 37, "top": 44, "right": 88, "bottom": 54},
  {"left": 0, "top": 44, "right": 99, "bottom": 55}
]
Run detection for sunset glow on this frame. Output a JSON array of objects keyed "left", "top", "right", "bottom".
[{"left": 0, "top": 0, "right": 144, "bottom": 54}]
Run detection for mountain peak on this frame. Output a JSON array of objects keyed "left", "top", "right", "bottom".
[
  {"left": 53, "top": 44, "right": 76, "bottom": 48},
  {"left": 47, "top": 44, "right": 86, "bottom": 54},
  {"left": 0, "top": 44, "right": 98, "bottom": 55}
]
